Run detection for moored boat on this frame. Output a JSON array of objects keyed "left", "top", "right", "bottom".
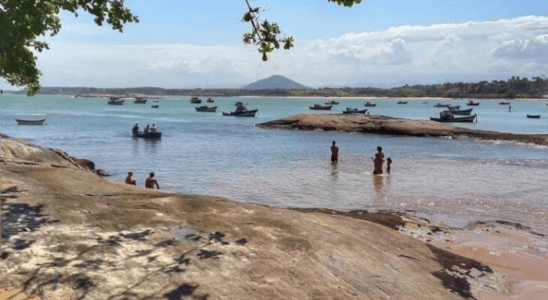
[
  {"left": 499, "top": 101, "right": 510, "bottom": 105},
  {"left": 447, "top": 105, "right": 461, "bottom": 110},
  {"left": 107, "top": 97, "right": 124, "bottom": 105},
  {"left": 195, "top": 105, "right": 217, "bottom": 112},
  {"left": 430, "top": 112, "right": 477, "bottom": 123},
  {"left": 364, "top": 102, "right": 377, "bottom": 107},
  {"left": 397, "top": 101, "right": 408, "bottom": 104},
  {"left": 309, "top": 104, "right": 333, "bottom": 110},
  {"left": 467, "top": 101, "right": 480, "bottom": 106},
  {"left": 151, "top": 105, "right": 159, "bottom": 108},
  {"left": 325, "top": 100, "right": 339, "bottom": 105},
  {"left": 134, "top": 97, "right": 147, "bottom": 104},
  {"left": 442, "top": 108, "right": 473, "bottom": 115},
  {"left": 15, "top": 118, "right": 46, "bottom": 125},
  {"left": 527, "top": 114, "right": 541, "bottom": 119},
  {"left": 190, "top": 97, "right": 202, "bottom": 104},
  {"left": 342, "top": 108, "right": 367, "bottom": 114},
  {"left": 207, "top": 98, "right": 214, "bottom": 103}
]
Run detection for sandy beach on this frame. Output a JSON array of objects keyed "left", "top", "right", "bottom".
[{"left": 1, "top": 128, "right": 547, "bottom": 299}]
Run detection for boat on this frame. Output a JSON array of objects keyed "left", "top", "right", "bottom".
[
  {"left": 134, "top": 97, "right": 147, "bottom": 104},
  {"left": 107, "top": 97, "right": 124, "bottom": 105},
  {"left": 132, "top": 131, "right": 162, "bottom": 139},
  {"left": 195, "top": 105, "right": 217, "bottom": 112},
  {"left": 397, "top": 101, "right": 408, "bottom": 104},
  {"left": 151, "top": 105, "right": 159, "bottom": 108},
  {"left": 434, "top": 103, "right": 451, "bottom": 108},
  {"left": 15, "top": 118, "right": 46, "bottom": 125},
  {"left": 447, "top": 105, "right": 461, "bottom": 110},
  {"left": 467, "top": 101, "right": 480, "bottom": 106},
  {"left": 499, "top": 101, "right": 510, "bottom": 105},
  {"left": 527, "top": 114, "right": 541, "bottom": 119},
  {"left": 235, "top": 101, "right": 244, "bottom": 106},
  {"left": 364, "top": 102, "right": 377, "bottom": 107},
  {"left": 190, "top": 97, "right": 202, "bottom": 104},
  {"left": 423, "top": 101, "right": 429, "bottom": 104},
  {"left": 430, "top": 112, "right": 477, "bottom": 123},
  {"left": 207, "top": 98, "right": 214, "bottom": 103},
  {"left": 442, "top": 108, "right": 473, "bottom": 115},
  {"left": 342, "top": 108, "right": 367, "bottom": 114},
  {"left": 223, "top": 105, "right": 258, "bottom": 117},
  {"left": 325, "top": 100, "right": 339, "bottom": 105},
  {"left": 309, "top": 104, "right": 333, "bottom": 110}
]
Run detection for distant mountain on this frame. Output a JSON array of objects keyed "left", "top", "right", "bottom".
[{"left": 242, "top": 75, "right": 308, "bottom": 90}]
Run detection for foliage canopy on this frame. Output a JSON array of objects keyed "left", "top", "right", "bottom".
[{"left": 0, "top": 0, "right": 361, "bottom": 95}]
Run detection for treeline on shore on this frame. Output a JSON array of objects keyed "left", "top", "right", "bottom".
[{"left": 9, "top": 76, "right": 548, "bottom": 99}]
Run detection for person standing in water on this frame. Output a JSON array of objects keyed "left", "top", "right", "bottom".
[
  {"left": 386, "top": 158, "right": 392, "bottom": 174},
  {"left": 372, "top": 146, "right": 385, "bottom": 175},
  {"left": 330, "top": 141, "right": 339, "bottom": 164}
]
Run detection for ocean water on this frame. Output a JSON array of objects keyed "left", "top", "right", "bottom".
[{"left": 2, "top": 95, "right": 548, "bottom": 232}]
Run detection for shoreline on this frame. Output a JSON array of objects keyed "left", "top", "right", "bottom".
[{"left": 2, "top": 136, "right": 548, "bottom": 299}]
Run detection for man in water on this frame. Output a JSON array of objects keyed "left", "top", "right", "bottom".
[
  {"left": 386, "top": 158, "right": 392, "bottom": 174},
  {"left": 372, "top": 146, "right": 385, "bottom": 175},
  {"left": 125, "top": 171, "right": 136, "bottom": 185},
  {"left": 132, "top": 123, "right": 139, "bottom": 135},
  {"left": 330, "top": 141, "right": 339, "bottom": 163},
  {"left": 145, "top": 172, "right": 160, "bottom": 189}
]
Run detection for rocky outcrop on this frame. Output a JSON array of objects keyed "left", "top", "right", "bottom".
[
  {"left": 257, "top": 114, "right": 548, "bottom": 146},
  {"left": 0, "top": 137, "right": 503, "bottom": 299}
]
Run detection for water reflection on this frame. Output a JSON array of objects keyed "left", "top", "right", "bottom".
[{"left": 373, "top": 174, "right": 385, "bottom": 200}]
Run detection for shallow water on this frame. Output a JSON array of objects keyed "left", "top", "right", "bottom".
[{"left": 2, "top": 95, "right": 548, "bottom": 232}]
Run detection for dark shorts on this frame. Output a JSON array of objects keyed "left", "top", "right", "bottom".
[{"left": 331, "top": 155, "right": 338, "bottom": 162}]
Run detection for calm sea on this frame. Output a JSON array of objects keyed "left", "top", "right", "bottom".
[{"left": 2, "top": 95, "right": 548, "bottom": 232}]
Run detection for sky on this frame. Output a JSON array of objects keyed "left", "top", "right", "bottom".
[{"left": 2, "top": 0, "right": 548, "bottom": 90}]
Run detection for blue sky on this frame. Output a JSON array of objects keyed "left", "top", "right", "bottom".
[{"left": 2, "top": 0, "right": 548, "bottom": 90}]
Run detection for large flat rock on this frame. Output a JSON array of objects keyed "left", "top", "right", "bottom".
[{"left": 257, "top": 114, "right": 548, "bottom": 146}]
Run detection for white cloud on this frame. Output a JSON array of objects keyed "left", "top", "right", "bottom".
[
  {"left": 25, "top": 15, "right": 548, "bottom": 89},
  {"left": 491, "top": 34, "right": 548, "bottom": 61}
]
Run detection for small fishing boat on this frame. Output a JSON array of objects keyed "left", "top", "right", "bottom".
[
  {"left": 134, "top": 97, "right": 147, "bottom": 104},
  {"left": 442, "top": 108, "right": 473, "bottom": 115},
  {"left": 397, "top": 101, "right": 408, "bottom": 104},
  {"left": 151, "top": 105, "right": 159, "bottom": 108},
  {"left": 499, "top": 101, "right": 510, "bottom": 105},
  {"left": 15, "top": 118, "right": 46, "bottom": 125},
  {"left": 309, "top": 104, "right": 333, "bottom": 110},
  {"left": 447, "top": 105, "right": 461, "bottom": 110},
  {"left": 195, "top": 105, "right": 217, "bottom": 112},
  {"left": 325, "top": 100, "right": 339, "bottom": 105},
  {"left": 527, "top": 114, "right": 541, "bottom": 119},
  {"left": 235, "top": 101, "right": 244, "bottom": 106},
  {"left": 364, "top": 102, "right": 377, "bottom": 107},
  {"left": 343, "top": 108, "right": 367, "bottom": 114},
  {"left": 207, "top": 98, "right": 214, "bottom": 103},
  {"left": 107, "top": 97, "right": 124, "bottom": 105},
  {"left": 133, "top": 131, "right": 162, "bottom": 139},
  {"left": 434, "top": 103, "right": 451, "bottom": 108},
  {"left": 190, "top": 97, "right": 202, "bottom": 104},
  {"left": 430, "top": 112, "right": 477, "bottom": 123},
  {"left": 466, "top": 101, "right": 480, "bottom": 106}
]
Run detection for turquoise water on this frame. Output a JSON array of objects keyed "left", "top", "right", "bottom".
[{"left": 2, "top": 95, "right": 548, "bottom": 232}]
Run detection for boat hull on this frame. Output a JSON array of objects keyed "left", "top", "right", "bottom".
[
  {"left": 527, "top": 115, "right": 541, "bottom": 119},
  {"left": 442, "top": 108, "right": 473, "bottom": 115},
  {"left": 309, "top": 105, "right": 333, "bottom": 110},
  {"left": 364, "top": 103, "right": 377, "bottom": 107},
  {"left": 222, "top": 109, "right": 258, "bottom": 117},
  {"left": 196, "top": 106, "right": 217, "bottom": 112},
  {"left": 133, "top": 132, "right": 162, "bottom": 139},
  {"left": 343, "top": 108, "right": 367, "bottom": 114},
  {"left": 430, "top": 114, "right": 477, "bottom": 123},
  {"left": 15, "top": 118, "right": 45, "bottom": 125}
]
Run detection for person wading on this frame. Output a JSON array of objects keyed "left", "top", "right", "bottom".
[
  {"left": 372, "top": 146, "right": 385, "bottom": 175},
  {"left": 331, "top": 141, "right": 339, "bottom": 164}
]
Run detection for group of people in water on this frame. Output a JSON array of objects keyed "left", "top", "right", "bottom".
[
  {"left": 125, "top": 171, "right": 160, "bottom": 189},
  {"left": 330, "top": 141, "right": 392, "bottom": 174},
  {"left": 132, "top": 123, "right": 157, "bottom": 135}
]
